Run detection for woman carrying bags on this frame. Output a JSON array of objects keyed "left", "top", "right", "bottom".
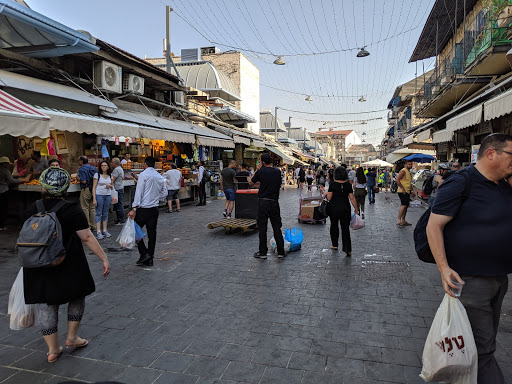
[
  {"left": 322, "top": 166, "right": 358, "bottom": 256},
  {"left": 353, "top": 167, "right": 367, "bottom": 219},
  {"left": 92, "top": 161, "right": 113, "bottom": 240}
]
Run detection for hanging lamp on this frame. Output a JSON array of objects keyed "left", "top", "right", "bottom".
[
  {"left": 357, "top": 47, "right": 370, "bottom": 57},
  {"left": 273, "top": 56, "right": 285, "bottom": 65}
]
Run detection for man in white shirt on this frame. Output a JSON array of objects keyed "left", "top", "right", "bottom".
[
  {"left": 120, "top": 153, "right": 131, "bottom": 165},
  {"left": 197, "top": 161, "right": 207, "bottom": 206},
  {"left": 127, "top": 157, "right": 167, "bottom": 267},
  {"left": 348, "top": 167, "right": 357, "bottom": 185},
  {"left": 294, "top": 167, "right": 301, "bottom": 188},
  {"left": 163, "top": 163, "right": 182, "bottom": 213}
]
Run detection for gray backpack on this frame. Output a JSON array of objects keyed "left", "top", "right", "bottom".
[{"left": 16, "top": 199, "right": 68, "bottom": 268}]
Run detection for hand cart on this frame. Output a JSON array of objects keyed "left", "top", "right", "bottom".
[{"left": 298, "top": 186, "right": 326, "bottom": 224}]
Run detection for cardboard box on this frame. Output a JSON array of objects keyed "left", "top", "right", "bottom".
[{"left": 300, "top": 198, "right": 321, "bottom": 219}]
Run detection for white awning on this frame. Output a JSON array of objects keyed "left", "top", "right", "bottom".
[
  {"left": 416, "top": 129, "right": 431, "bottom": 143},
  {"left": 484, "top": 88, "right": 512, "bottom": 121},
  {"left": 403, "top": 134, "right": 415, "bottom": 145},
  {"left": 252, "top": 140, "right": 266, "bottom": 148},
  {"left": 265, "top": 144, "right": 295, "bottom": 164},
  {"left": 197, "top": 137, "right": 235, "bottom": 148},
  {"left": 0, "top": 70, "right": 117, "bottom": 110},
  {"left": 103, "top": 109, "right": 195, "bottom": 143},
  {"left": 0, "top": 89, "right": 51, "bottom": 138},
  {"left": 432, "top": 129, "right": 452, "bottom": 144},
  {"left": 446, "top": 104, "right": 482, "bottom": 133},
  {"left": 386, "top": 147, "right": 436, "bottom": 164},
  {"left": 36, "top": 106, "right": 139, "bottom": 137},
  {"left": 233, "top": 135, "right": 251, "bottom": 145}
]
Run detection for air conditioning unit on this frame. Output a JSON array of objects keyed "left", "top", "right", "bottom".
[
  {"left": 181, "top": 48, "right": 200, "bottom": 62},
  {"left": 201, "top": 46, "right": 220, "bottom": 55},
  {"left": 93, "top": 61, "right": 122, "bottom": 94},
  {"left": 123, "top": 74, "right": 145, "bottom": 95},
  {"left": 173, "top": 91, "right": 185, "bottom": 106}
]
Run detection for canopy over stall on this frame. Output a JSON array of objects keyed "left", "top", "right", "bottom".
[
  {"left": 0, "top": 89, "right": 50, "bottom": 137},
  {"left": 362, "top": 159, "right": 393, "bottom": 167}
]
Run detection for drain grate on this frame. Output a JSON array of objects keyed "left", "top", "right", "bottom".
[{"left": 360, "top": 260, "right": 415, "bottom": 285}]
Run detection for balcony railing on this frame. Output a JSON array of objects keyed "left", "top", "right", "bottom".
[{"left": 414, "top": 1, "right": 512, "bottom": 113}]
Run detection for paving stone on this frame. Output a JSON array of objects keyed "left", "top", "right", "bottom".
[
  {"left": 10, "top": 350, "right": 49, "bottom": 372},
  {"left": 184, "top": 356, "right": 230, "bottom": 378},
  {"left": 365, "top": 361, "right": 406, "bottom": 383},
  {"left": 153, "top": 335, "right": 196, "bottom": 352},
  {"left": 114, "top": 366, "right": 163, "bottom": 384},
  {"left": 221, "top": 361, "right": 265, "bottom": 383},
  {"left": 0, "top": 366, "right": 17, "bottom": 382},
  {"left": 288, "top": 352, "right": 327, "bottom": 372},
  {"left": 260, "top": 366, "right": 304, "bottom": 383},
  {"left": 44, "top": 355, "right": 96, "bottom": 378},
  {"left": 0, "top": 371, "right": 58, "bottom": 384},
  {"left": 217, "top": 343, "right": 258, "bottom": 362},
  {"left": 119, "top": 347, "right": 163, "bottom": 367},
  {"left": 301, "top": 371, "right": 345, "bottom": 384},
  {"left": 184, "top": 339, "right": 226, "bottom": 357},
  {"left": 310, "top": 339, "right": 346, "bottom": 358},
  {"left": 381, "top": 348, "right": 422, "bottom": 367},
  {"left": 154, "top": 372, "right": 199, "bottom": 384},
  {"left": 345, "top": 344, "right": 382, "bottom": 362},
  {"left": 149, "top": 351, "right": 196, "bottom": 372},
  {"left": 75, "top": 360, "right": 127, "bottom": 382},
  {"left": 276, "top": 336, "right": 312, "bottom": 353},
  {"left": 244, "top": 333, "right": 280, "bottom": 349},
  {"left": 251, "top": 348, "right": 292, "bottom": 367},
  {"left": 325, "top": 356, "right": 365, "bottom": 377}
]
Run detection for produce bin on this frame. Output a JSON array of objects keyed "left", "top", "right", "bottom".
[{"left": 235, "top": 189, "right": 258, "bottom": 219}]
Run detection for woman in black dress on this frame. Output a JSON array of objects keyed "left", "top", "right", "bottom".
[
  {"left": 324, "top": 166, "right": 358, "bottom": 256},
  {"left": 24, "top": 168, "right": 110, "bottom": 363}
]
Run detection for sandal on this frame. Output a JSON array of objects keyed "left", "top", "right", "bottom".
[
  {"left": 65, "top": 336, "right": 89, "bottom": 349},
  {"left": 402, "top": 222, "right": 412, "bottom": 226},
  {"left": 47, "top": 346, "right": 63, "bottom": 363}
]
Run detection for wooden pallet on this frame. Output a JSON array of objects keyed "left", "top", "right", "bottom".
[{"left": 207, "top": 218, "right": 257, "bottom": 233}]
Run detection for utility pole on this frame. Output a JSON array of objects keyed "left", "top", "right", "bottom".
[
  {"left": 274, "top": 106, "right": 279, "bottom": 141},
  {"left": 165, "top": 6, "right": 172, "bottom": 74}
]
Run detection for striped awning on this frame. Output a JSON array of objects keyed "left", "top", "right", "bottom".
[{"left": 0, "top": 89, "right": 51, "bottom": 138}]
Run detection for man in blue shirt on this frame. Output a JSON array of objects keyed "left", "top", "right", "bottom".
[
  {"left": 366, "top": 168, "right": 377, "bottom": 204},
  {"left": 427, "top": 134, "right": 512, "bottom": 383},
  {"left": 78, "top": 156, "right": 97, "bottom": 230}
]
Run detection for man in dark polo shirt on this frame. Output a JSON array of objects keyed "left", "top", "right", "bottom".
[
  {"left": 249, "top": 153, "right": 285, "bottom": 259},
  {"left": 427, "top": 133, "right": 512, "bottom": 383}
]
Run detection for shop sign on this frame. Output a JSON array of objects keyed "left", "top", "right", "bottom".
[
  {"left": 471, "top": 145, "right": 480, "bottom": 163},
  {"left": 474, "top": 121, "right": 492, "bottom": 136}
]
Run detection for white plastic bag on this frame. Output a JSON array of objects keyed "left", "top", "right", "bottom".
[
  {"left": 269, "top": 236, "right": 291, "bottom": 254},
  {"left": 8, "top": 268, "right": 38, "bottom": 330},
  {"left": 420, "top": 294, "right": 477, "bottom": 383},
  {"left": 350, "top": 213, "right": 365, "bottom": 230},
  {"left": 111, "top": 189, "right": 118, "bottom": 204},
  {"left": 116, "top": 218, "right": 136, "bottom": 249}
]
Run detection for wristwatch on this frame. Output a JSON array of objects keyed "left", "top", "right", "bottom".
[{"left": 133, "top": 207, "right": 138, "bottom": 212}]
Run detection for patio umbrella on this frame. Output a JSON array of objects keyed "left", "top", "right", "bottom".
[
  {"left": 403, "top": 153, "right": 435, "bottom": 163},
  {"left": 361, "top": 159, "right": 393, "bottom": 167}
]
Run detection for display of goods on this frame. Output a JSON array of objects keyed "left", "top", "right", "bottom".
[
  {"left": 23, "top": 180, "right": 41, "bottom": 185},
  {"left": 155, "top": 162, "right": 163, "bottom": 169}
]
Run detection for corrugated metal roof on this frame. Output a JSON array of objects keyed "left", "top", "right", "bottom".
[
  {"left": 175, "top": 61, "right": 241, "bottom": 101},
  {"left": 315, "top": 129, "right": 353, "bottom": 137},
  {"left": 259, "top": 111, "right": 286, "bottom": 132}
]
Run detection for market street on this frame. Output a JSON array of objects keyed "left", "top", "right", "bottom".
[{"left": 0, "top": 188, "right": 511, "bottom": 384}]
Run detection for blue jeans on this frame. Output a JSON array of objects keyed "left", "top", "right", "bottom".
[
  {"left": 95, "top": 194, "right": 112, "bottom": 223},
  {"left": 367, "top": 186, "right": 375, "bottom": 203},
  {"left": 115, "top": 188, "right": 125, "bottom": 223}
]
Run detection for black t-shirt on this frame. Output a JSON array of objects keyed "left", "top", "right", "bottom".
[
  {"left": 23, "top": 198, "right": 95, "bottom": 305},
  {"left": 236, "top": 171, "right": 250, "bottom": 189},
  {"left": 432, "top": 165, "right": 512, "bottom": 276},
  {"left": 328, "top": 181, "right": 353, "bottom": 212},
  {"left": 328, "top": 169, "right": 334, "bottom": 181},
  {"left": 251, "top": 166, "right": 282, "bottom": 200}
]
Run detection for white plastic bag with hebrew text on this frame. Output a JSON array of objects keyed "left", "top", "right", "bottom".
[{"left": 420, "top": 294, "right": 477, "bottom": 383}]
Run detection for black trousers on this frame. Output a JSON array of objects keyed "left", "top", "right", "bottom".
[
  {"left": 0, "top": 191, "right": 8, "bottom": 227},
  {"left": 329, "top": 209, "right": 351, "bottom": 252},
  {"left": 257, "top": 199, "right": 284, "bottom": 254},
  {"left": 135, "top": 207, "right": 159, "bottom": 258},
  {"left": 198, "top": 181, "right": 206, "bottom": 204}
]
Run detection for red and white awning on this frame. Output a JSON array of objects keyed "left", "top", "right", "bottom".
[
  {"left": 0, "top": 89, "right": 50, "bottom": 120},
  {"left": 0, "top": 89, "right": 51, "bottom": 138}
]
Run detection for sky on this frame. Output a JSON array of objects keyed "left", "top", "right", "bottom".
[{"left": 28, "top": 0, "right": 437, "bottom": 147}]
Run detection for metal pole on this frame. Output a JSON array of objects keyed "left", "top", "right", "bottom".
[
  {"left": 274, "top": 107, "right": 278, "bottom": 140},
  {"left": 304, "top": 127, "right": 306, "bottom": 150},
  {"left": 463, "top": 0, "right": 466, "bottom": 60},
  {"left": 165, "top": 6, "right": 172, "bottom": 74},
  {"left": 435, "top": 19, "right": 439, "bottom": 82}
]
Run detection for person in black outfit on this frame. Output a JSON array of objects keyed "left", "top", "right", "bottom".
[
  {"left": 298, "top": 166, "right": 306, "bottom": 188},
  {"left": 323, "top": 166, "right": 358, "bottom": 256},
  {"left": 249, "top": 153, "right": 285, "bottom": 259},
  {"left": 235, "top": 163, "right": 251, "bottom": 190},
  {"left": 23, "top": 167, "right": 110, "bottom": 363}
]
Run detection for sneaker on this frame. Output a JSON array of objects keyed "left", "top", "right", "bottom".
[
  {"left": 165, "top": 209, "right": 172, "bottom": 213},
  {"left": 223, "top": 210, "right": 227, "bottom": 218},
  {"left": 227, "top": 213, "right": 232, "bottom": 219},
  {"left": 116, "top": 221, "right": 126, "bottom": 226},
  {"left": 277, "top": 253, "right": 286, "bottom": 259},
  {"left": 96, "top": 233, "right": 104, "bottom": 240},
  {"left": 253, "top": 252, "right": 267, "bottom": 259},
  {"left": 103, "top": 231, "right": 112, "bottom": 238},
  {"left": 361, "top": 213, "right": 365, "bottom": 219}
]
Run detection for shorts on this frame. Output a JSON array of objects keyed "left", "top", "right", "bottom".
[
  {"left": 224, "top": 188, "right": 236, "bottom": 201},
  {"left": 166, "top": 189, "right": 179, "bottom": 200},
  {"left": 398, "top": 192, "right": 410, "bottom": 206},
  {"left": 307, "top": 178, "right": 313, "bottom": 185},
  {"left": 382, "top": 180, "right": 389, "bottom": 187}
]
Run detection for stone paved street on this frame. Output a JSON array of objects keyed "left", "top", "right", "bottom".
[{"left": 0, "top": 187, "right": 511, "bottom": 383}]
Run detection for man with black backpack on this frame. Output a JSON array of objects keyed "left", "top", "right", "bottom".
[
  {"left": 78, "top": 156, "right": 97, "bottom": 230},
  {"left": 196, "top": 161, "right": 208, "bottom": 206},
  {"left": 426, "top": 134, "right": 512, "bottom": 383}
]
